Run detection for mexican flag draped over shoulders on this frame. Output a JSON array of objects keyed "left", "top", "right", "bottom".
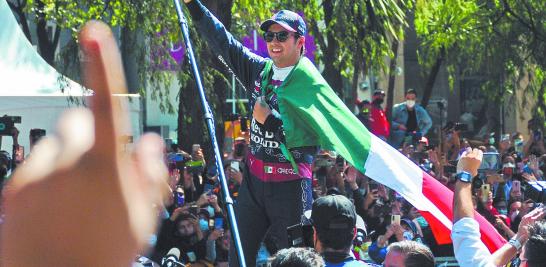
[{"left": 262, "top": 57, "right": 505, "bottom": 252}]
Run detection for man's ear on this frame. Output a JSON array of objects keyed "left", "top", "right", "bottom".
[{"left": 298, "top": 36, "right": 305, "bottom": 48}]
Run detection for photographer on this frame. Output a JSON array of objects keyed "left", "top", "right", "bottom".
[
  {"left": 152, "top": 203, "right": 220, "bottom": 265},
  {"left": 309, "top": 195, "right": 369, "bottom": 266}
]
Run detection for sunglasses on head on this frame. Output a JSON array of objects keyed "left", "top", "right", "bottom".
[{"left": 263, "top": 31, "right": 299, "bottom": 42}]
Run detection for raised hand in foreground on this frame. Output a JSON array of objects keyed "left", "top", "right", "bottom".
[{"left": 0, "top": 21, "right": 168, "bottom": 266}]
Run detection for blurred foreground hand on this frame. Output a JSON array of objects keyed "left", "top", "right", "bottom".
[{"left": 0, "top": 21, "right": 168, "bottom": 266}]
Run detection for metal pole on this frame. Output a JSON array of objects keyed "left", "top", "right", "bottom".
[
  {"left": 172, "top": 1, "right": 246, "bottom": 266},
  {"left": 232, "top": 74, "right": 236, "bottom": 114}
]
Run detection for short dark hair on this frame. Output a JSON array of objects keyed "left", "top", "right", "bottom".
[
  {"left": 525, "top": 221, "right": 546, "bottom": 267},
  {"left": 269, "top": 247, "right": 324, "bottom": 267},
  {"left": 315, "top": 228, "right": 354, "bottom": 250},
  {"left": 387, "top": 241, "right": 435, "bottom": 267},
  {"left": 405, "top": 89, "right": 417, "bottom": 97}
]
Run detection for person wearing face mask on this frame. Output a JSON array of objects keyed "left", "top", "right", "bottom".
[
  {"left": 369, "top": 90, "right": 390, "bottom": 141},
  {"left": 390, "top": 89, "right": 432, "bottom": 148}
]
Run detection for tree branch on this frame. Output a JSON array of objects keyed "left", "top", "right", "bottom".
[
  {"left": 501, "top": 0, "right": 544, "bottom": 41},
  {"left": 8, "top": 0, "right": 33, "bottom": 43},
  {"left": 52, "top": 26, "right": 61, "bottom": 52}
]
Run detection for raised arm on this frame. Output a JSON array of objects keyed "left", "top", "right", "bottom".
[{"left": 184, "top": 0, "right": 266, "bottom": 92}]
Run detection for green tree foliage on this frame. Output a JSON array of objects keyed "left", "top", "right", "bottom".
[
  {"left": 414, "top": 0, "right": 545, "bottom": 128},
  {"left": 232, "top": 0, "right": 411, "bottom": 105},
  {"left": 8, "top": 0, "right": 182, "bottom": 113},
  {"left": 10, "top": 0, "right": 414, "bottom": 149}
]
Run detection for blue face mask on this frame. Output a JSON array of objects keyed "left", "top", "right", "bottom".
[
  {"left": 199, "top": 219, "right": 209, "bottom": 232},
  {"left": 403, "top": 231, "right": 414, "bottom": 240},
  {"left": 498, "top": 209, "right": 508, "bottom": 216},
  {"left": 207, "top": 206, "right": 215, "bottom": 217}
]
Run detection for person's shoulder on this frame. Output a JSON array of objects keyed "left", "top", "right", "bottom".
[
  {"left": 393, "top": 103, "right": 406, "bottom": 110},
  {"left": 415, "top": 104, "right": 428, "bottom": 112}
]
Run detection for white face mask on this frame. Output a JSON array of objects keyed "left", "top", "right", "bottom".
[{"left": 406, "top": 100, "right": 416, "bottom": 108}]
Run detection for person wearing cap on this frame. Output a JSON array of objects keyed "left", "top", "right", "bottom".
[
  {"left": 391, "top": 89, "right": 432, "bottom": 148},
  {"left": 369, "top": 90, "right": 390, "bottom": 141},
  {"left": 182, "top": 1, "right": 318, "bottom": 265},
  {"left": 309, "top": 195, "right": 369, "bottom": 266},
  {"left": 356, "top": 100, "right": 372, "bottom": 130}
]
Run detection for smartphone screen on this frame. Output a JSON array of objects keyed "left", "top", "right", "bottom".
[
  {"left": 230, "top": 160, "right": 240, "bottom": 171},
  {"left": 14, "top": 145, "right": 24, "bottom": 163},
  {"left": 391, "top": 214, "right": 401, "bottom": 225},
  {"left": 513, "top": 180, "right": 521, "bottom": 192},
  {"left": 444, "top": 165, "right": 457, "bottom": 174},
  {"left": 481, "top": 184, "right": 490, "bottom": 202},
  {"left": 369, "top": 181, "right": 379, "bottom": 191},
  {"left": 203, "top": 182, "right": 215, "bottom": 196},
  {"left": 479, "top": 153, "right": 501, "bottom": 171},
  {"left": 189, "top": 206, "right": 198, "bottom": 215},
  {"left": 335, "top": 157, "right": 345, "bottom": 171},
  {"left": 214, "top": 217, "right": 223, "bottom": 229},
  {"left": 534, "top": 130, "right": 543, "bottom": 142}
]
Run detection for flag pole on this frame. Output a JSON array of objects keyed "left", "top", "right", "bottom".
[{"left": 172, "top": 1, "right": 246, "bottom": 266}]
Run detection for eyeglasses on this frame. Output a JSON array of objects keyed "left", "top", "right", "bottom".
[{"left": 263, "top": 31, "right": 298, "bottom": 42}]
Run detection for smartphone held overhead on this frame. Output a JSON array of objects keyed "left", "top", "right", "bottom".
[{"left": 230, "top": 160, "right": 240, "bottom": 171}]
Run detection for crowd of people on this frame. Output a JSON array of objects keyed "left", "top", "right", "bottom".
[
  {"left": 0, "top": 1, "right": 545, "bottom": 267},
  {"left": 147, "top": 116, "right": 545, "bottom": 266},
  {"left": 141, "top": 1, "right": 546, "bottom": 265}
]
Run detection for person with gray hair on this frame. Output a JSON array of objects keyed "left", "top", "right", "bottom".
[
  {"left": 269, "top": 247, "right": 324, "bottom": 267},
  {"left": 384, "top": 240, "right": 434, "bottom": 267}
]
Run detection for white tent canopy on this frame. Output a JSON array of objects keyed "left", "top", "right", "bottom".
[{"left": 0, "top": 0, "right": 142, "bottom": 152}]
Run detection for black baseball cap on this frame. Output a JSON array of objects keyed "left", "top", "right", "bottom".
[
  {"left": 309, "top": 195, "right": 356, "bottom": 230},
  {"left": 260, "top": 10, "right": 306, "bottom": 36},
  {"left": 373, "top": 89, "right": 386, "bottom": 96}
]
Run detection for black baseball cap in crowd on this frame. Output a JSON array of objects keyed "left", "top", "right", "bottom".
[
  {"left": 373, "top": 89, "right": 386, "bottom": 96},
  {"left": 309, "top": 195, "right": 356, "bottom": 231},
  {"left": 260, "top": 10, "right": 306, "bottom": 36}
]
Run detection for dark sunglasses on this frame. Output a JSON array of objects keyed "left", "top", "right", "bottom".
[{"left": 263, "top": 31, "right": 298, "bottom": 42}]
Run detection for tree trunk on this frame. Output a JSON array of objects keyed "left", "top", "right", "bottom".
[
  {"left": 421, "top": 48, "right": 445, "bottom": 108},
  {"left": 320, "top": 0, "right": 344, "bottom": 97},
  {"left": 386, "top": 40, "right": 399, "bottom": 121},
  {"left": 350, "top": 53, "right": 361, "bottom": 111},
  {"left": 35, "top": 0, "right": 57, "bottom": 66},
  {"left": 8, "top": 1, "right": 32, "bottom": 43},
  {"left": 177, "top": 0, "right": 233, "bottom": 154}
]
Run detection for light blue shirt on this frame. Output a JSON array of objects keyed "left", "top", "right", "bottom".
[
  {"left": 390, "top": 103, "right": 432, "bottom": 147},
  {"left": 451, "top": 217, "right": 495, "bottom": 267}
]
